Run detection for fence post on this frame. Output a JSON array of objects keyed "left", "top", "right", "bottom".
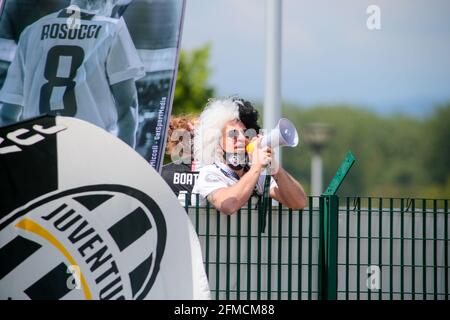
[
  {"left": 320, "top": 195, "right": 339, "bottom": 300},
  {"left": 318, "top": 196, "right": 324, "bottom": 300},
  {"left": 320, "top": 151, "right": 355, "bottom": 300}
]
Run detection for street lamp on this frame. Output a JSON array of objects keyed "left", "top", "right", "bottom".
[{"left": 303, "top": 123, "right": 335, "bottom": 198}]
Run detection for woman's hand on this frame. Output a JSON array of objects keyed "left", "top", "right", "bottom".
[{"left": 248, "top": 135, "right": 272, "bottom": 171}]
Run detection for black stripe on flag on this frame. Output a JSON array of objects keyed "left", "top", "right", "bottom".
[
  {"left": 0, "top": 116, "right": 58, "bottom": 220},
  {"left": 73, "top": 194, "right": 113, "bottom": 211},
  {"left": 107, "top": 207, "right": 152, "bottom": 252},
  {"left": 24, "top": 263, "right": 72, "bottom": 300},
  {"left": 0, "top": 236, "right": 42, "bottom": 280},
  {"left": 129, "top": 253, "right": 153, "bottom": 297}
]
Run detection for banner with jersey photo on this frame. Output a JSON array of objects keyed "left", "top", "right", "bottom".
[
  {"left": 0, "top": 115, "right": 210, "bottom": 300},
  {"left": 0, "top": 0, "right": 184, "bottom": 172}
]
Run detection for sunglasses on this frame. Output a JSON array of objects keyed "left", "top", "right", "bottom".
[
  {"left": 226, "top": 128, "right": 257, "bottom": 140},
  {"left": 226, "top": 129, "right": 246, "bottom": 139}
]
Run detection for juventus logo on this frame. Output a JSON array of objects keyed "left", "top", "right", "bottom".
[
  {"left": 0, "top": 185, "right": 167, "bottom": 300},
  {"left": 0, "top": 123, "right": 66, "bottom": 155}
]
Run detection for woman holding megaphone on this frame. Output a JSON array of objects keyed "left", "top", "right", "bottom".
[{"left": 192, "top": 98, "right": 307, "bottom": 214}]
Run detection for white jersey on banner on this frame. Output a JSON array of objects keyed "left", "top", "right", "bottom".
[{"left": 0, "top": 7, "right": 145, "bottom": 133}]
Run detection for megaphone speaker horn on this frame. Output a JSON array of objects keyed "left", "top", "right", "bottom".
[
  {"left": 277, "top": 118, "right": 299, "bottom": 147},
  {"left": 246, "top": 118, "right": 299, "bottom": 153}
]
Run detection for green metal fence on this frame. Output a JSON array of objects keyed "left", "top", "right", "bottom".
[
  {"left": 184, "top": 153, "right": 449, "bottom": 299},
  {"left": 186, "top": 195, "right": 321, "bottom": 300},
  {"left": 336, "top": 196, "right": 449, "bottom": 300},
  {"left": 185, "top": 195, "right": 449, "bottom": 300}
]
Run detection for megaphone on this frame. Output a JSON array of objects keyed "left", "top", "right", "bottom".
[{"left": 246, "top": 118, "right": 299, "bottom": 153}]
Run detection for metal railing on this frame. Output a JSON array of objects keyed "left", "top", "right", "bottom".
[
  {"left": 336, "top": 197, "right": 449, "bottom": 300},
  {"left": 183, "top": 153, "right": 449, "bottom": 299},
  {"left": 184, "top": 195, "right": 449, "bottom": 300}
]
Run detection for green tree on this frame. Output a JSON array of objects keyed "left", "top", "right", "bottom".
[
  {"left": 281, "top": 105, "right": 430, "bottom": 197},
  {"left": 172, "top": 44, "right": 215, "bottom": 115},
  {"left": 423, "top": 104, "right": 450, "bottom": 186}
]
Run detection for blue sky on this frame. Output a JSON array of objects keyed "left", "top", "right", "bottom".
[{"left": 181, "top": 0, "right": 450, "bottom": 117}]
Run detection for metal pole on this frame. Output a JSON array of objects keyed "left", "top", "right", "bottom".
[
  {"left": 264, "top": 0, "right": 282, "bottom": 162},
  {"left": 311, "top": 153, "right": 323, "bottom": 196}
]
